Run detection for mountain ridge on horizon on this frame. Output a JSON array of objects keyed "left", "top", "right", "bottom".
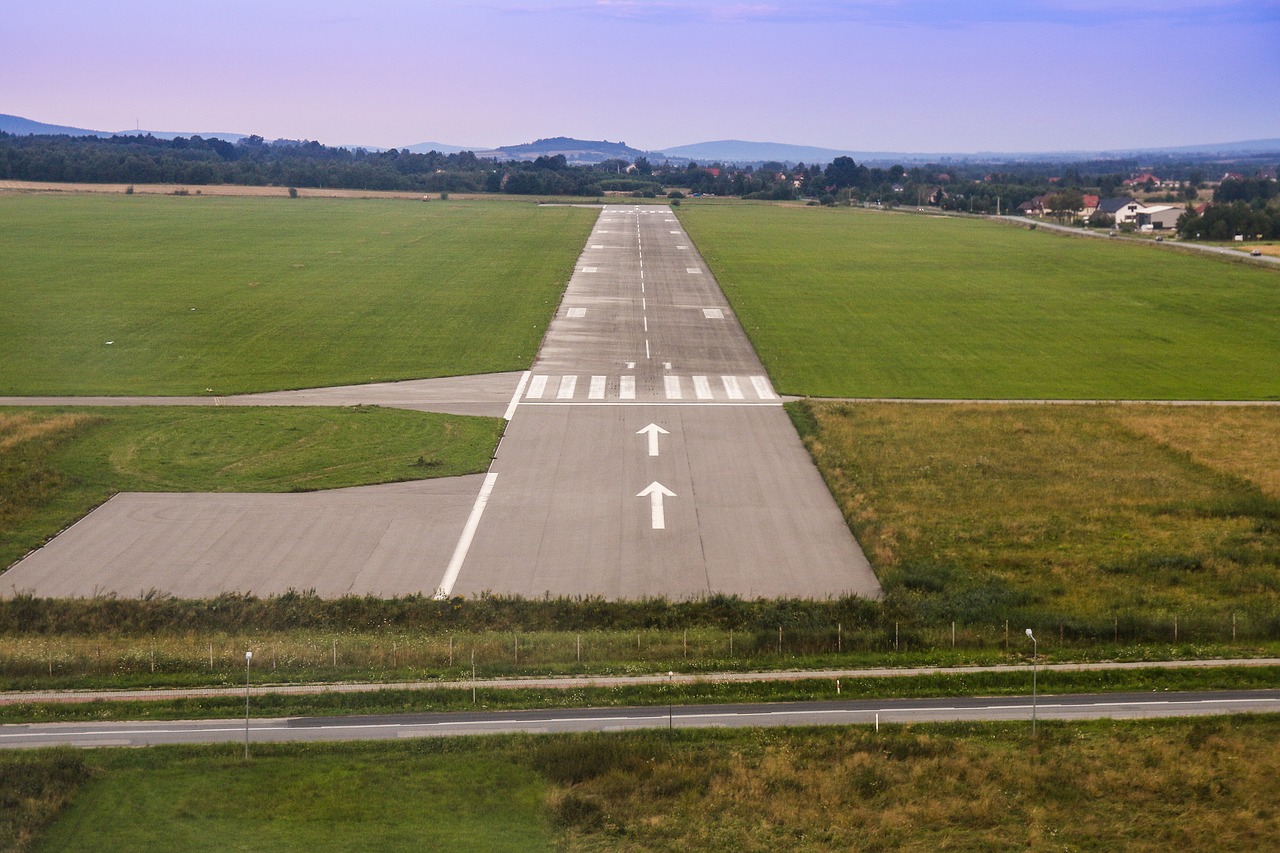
[{"left": 4, "top": 113, "right": 1278, "bottom": 166}]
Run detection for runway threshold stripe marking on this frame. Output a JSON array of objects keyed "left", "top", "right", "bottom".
[
  {"left": 526, "top": 375, "right": 548, "bottom": 399},
  {"left": 589, "top": 376, "right": 606, "bottom": 399},
  {"left": 750, "top": 376, "right": 776, "bottom": 399},
  {"left": 722, "top": 376, "right": 745, "bottom": 399},
  {"left": 503, "top": 371, "right": 532, "bottom": 421},
  {"left": 664, "top": 376, "right": 682, "bottom": 399},
  {"left": 620, "top": 376, "right": 636, "bottom": 399},
  {"left": 557, "top": 375, "right": 577, "bottom": 399},
  {"left": 693, "top": 376, "right": 713, "bottom": 399},
  {"left": 435, "top": 472, "right": 499, "bottom": 599}
]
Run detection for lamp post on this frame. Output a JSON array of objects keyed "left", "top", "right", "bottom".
[
  {"left": 1025, "top": 629, "right": 1037, "bottom": 737},
  {"left": 244, "top": 651, "right": 253, "bottom": 760},
  {"left": 667, "top": 671, "right": 674, "bottom": 733}
]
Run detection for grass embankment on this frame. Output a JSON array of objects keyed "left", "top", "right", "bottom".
[
  {"left": 6, "top": 665, "right": 1280, "bottom": 725},
  {"left": 792, "top": 401, "right": 1280, "bottom": 626},
  {"left": 677, "top": 204, "right": 1280, "bottom": 399},
  {"left": 0, "top": 407, "right": 502, "bottom": 569},
  {"left": 0, "top": 194, "right": 596, "bottom": 395},
  {"left": 12, "top": 718, "right": 1280, "bottom": 851}
]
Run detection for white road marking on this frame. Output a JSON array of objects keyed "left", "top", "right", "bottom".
[
  {"left": 722, "top": 376, "right": 745, "bottom": 399},
  {"left": 645, "top": 339, "right": 651, "bottom": 359},
  {"left": 693, "top": 375, "right": 713, "bottom": 399},
  {"left": 750, "top": 376, "right": 776, "bottom": 399},
  {"left": 644, "top": 317, "right": 648, "bottom": 332},
  {"left": 664, "top": 375, "right": 682, "bottom": 399},
  {"left": 581, "top": 267, "right": 598, "bottom": 273},
  {"left": 686, "top": 268, "right": 701, "bottom": 274},
  {"left": 589, "top": 375, "right": 606, "bottom": 399},
  {"left": 677, "top": 245, "right": 688, "bottom": 250},
  {"left": 637, "top": 481, "right": 676, "bottom": 529},
  {"left": 557, "top": 375, "right": 577, "bottom": 399},
  {"left": 703, "top": 308, "right": 724, "bottom": 319},
  {"left": 626, "top": 362, "right": 635, "bottom": 369},
  {"left": 504, "top": 371, "right": 531, "bottom": 421},
  {"left": 567, "top": 307, "right": 586, "bottom": 318},
  {"left": 526, "top": 375, "right": 548, "bottom": 399},
  {"left": 642, "top": 297, "right": 646, "bottom": 310},
  {"left": 670, "top": 230, "right": 680, "bottom": 234},
  {"left": 435, "top": 472, "right": 499, "bottom": 598},
  {"left": 664, "top": 362, "right": 672, "bottom": 370},
  {"left": 637, "top": 423, "right": 670, "bottom": 456},
  {"left": 620, "top": 376, "right": 636, "bottom": 399}
]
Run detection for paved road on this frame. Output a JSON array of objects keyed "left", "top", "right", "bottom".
[
  {"left": 0, "top": 372, "right": 523, "bottom": 419},
  {"left": 450, "top": 206, "right": 879, "bottom": 599},
  {"left": 4, "top": 690, "right": 1277, "bottom": 749}
]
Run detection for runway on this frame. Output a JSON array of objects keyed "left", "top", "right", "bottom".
[{"left": 5, "top": 205, "right": 878, "bottom": 601}]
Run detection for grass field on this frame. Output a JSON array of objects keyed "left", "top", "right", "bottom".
[
  {"left": 678, "top": 205, "right": 1280, "bottom": 399},
  {"left": 29, "top": 743, "right": 550, "bottom": 853},
  {"left": 0, "top": 194, "right": 596, "bottom": 395},
  {"left": 0, "top": 406, "right": 503, "bottom": 569},
  {"left": 792, "top": 401, "right": 1280, "bottom": 624},
  {"left": 12, "top": 717, "right": 1280, "bottom": 852}
]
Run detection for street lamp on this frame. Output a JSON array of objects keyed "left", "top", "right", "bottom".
[
  {"left": 1025, "top": 629, "right": 1037, "bottom": 737},
  {"left": 244, "top": 651, "right": 253, "bottom": 760}
]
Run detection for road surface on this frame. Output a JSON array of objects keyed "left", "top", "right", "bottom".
[{"left": 3, "top": 690, "right": 1277, "bottom": 749}]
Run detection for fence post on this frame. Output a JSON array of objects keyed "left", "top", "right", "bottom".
[
  {"left": 577, "top": 634, "right": 582, "bottom": 663},
  {"left": 838, "top": 623, "right": 843, "bottom": 654},
  {"left": 449, "top": 635, "right": 454, "bottom": 667},
  {"left": 1233, "top": 613, "right": 1237, "bottom": 642},
  {"left": 729, "top": 630, "right": 734, "bottom": 657},
  {"left": 778, "top": 626, "right": 783, "bottom": 655},
  {"left": 683, "top": 630, "right": 688, "bottom": 659},
  {"left": 895, "top": 622, "right": 899, "bottom": 652},
  {"left": 1174, "top": 615, "right": 1179, "bottom": 643},
  {"left": 332, "top": 639, "right": 337, "bottom": 667},
  {"left": 951, "top": 621, "right": 955, "bottom": 648}
]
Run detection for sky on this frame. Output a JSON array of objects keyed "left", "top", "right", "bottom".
[{"left": 5, "top": 0, "right": 1279, "bottom": 154}]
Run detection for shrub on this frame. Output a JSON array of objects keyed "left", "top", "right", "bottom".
[{"left": 288, "top": 187, "right": 298, "bottom": 199}]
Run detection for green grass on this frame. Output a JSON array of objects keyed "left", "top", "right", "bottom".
[
  {"left": 0, "top": 194, "right": 596, "bottom": 395},
  {"left": 678, "top": 205, "right": 1280, "bottom": 399},
  {"left": 0, "top": 406, "right": 503, "bottom": 568},
  {"left": 792, "top": 401, "right": 1280, "bottom": 623},
  {"left": 32, "top": 743, "right": 551, "bottom": 853},
  {"left": 15, "top": 719, "right": 1280, "bottom": 852}
]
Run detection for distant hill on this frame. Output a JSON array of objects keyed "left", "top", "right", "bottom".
[
  {"left": 402, "top": 141, "right": 479, "bottom": 155},
  {"left": 477, "top": 137, "right": 662, "bottom": 164},
  {"left": 1, "top": 114, "right": 108, "bottom": 137},
  {"left": 659, "top": 139, "right": 869, "bottom": 165},
  {"left": 0, "top": 113, "right": 244, "bottom": 142}
]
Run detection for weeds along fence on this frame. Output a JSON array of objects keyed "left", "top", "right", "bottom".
[{"left": 3, "top": 606, "right": 1280, "bottom": 688}]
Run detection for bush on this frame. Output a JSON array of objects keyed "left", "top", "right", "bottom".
[
  {"left": 287, "top": 187, "right": 298, "bottom": 198},
  {"left": 667, "top": 191, "right": 685, "bottom": 199}
]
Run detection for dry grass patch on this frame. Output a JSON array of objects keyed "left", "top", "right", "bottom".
[
  {"left": 1119, "top": 406, "right": 1280, "bottom": 498},
  {"left": 791, "top": 402, "right": 1280, "bottom": 623},
  {"left": 549, "top": 718, "right": 1280, "bottom": 851},
  {"left": 0, "top": 412, "right": 97, "bottom": 453}
]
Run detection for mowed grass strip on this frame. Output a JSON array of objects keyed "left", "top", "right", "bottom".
[
  {"left": 678, "top": 205, "right": 1280, "bottom": 399},
  {"left": 791, "top": 401, "right": 1280, "bottom": 621},
  {"left": 0, "top": 406, "right": 502, "bottom": 568},
  {"left": 0, "top": 194, "right": 596, "bottom": 395},
  {"left": 16, "top": 718, "right": 1280, "bottom": 852},
  {"left": 32, "top": 744, "right": 550, "bottom": 853}
]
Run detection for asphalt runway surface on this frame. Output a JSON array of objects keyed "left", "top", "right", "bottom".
[
  {"left": 4, "top": 690, "right": 1277, "bottom": 749},
  {"left": 4, "top": 205, "right": 878, "bottom": 600}
]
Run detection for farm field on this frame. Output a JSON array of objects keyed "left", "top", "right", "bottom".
[
  {"left": 0, "top": 407, "right": 502, "bottom": 569},
  {"left": 791, "top": 401, "right": 1280, "bottom": 626},
  {"left": 12, "top": 718, "right": 1280, "bottom": 852},
  {"left": 678, "top": 204, "right": 1280, "bottom": 399},
  {"left": 0, "top": 194, "right": 596, "bottom": 395}
]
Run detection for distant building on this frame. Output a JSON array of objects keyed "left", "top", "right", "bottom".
[
  {"left": 1098, "top": 197, "right": 1141, "bottom": 225},
  {"left": 1136, "top": 205, "right": 1182, "bottom": 231}
]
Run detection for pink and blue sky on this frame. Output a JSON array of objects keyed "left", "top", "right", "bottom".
[{"left": 6, "top": 0, "right": 1278, "bottom": 152}]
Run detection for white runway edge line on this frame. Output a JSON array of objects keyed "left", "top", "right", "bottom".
[
  {"left": 434, "top": 472, "right": 499, "bottom": 599},
  {"left": 503, "top": 371, "right": 532, "bottom": 421}
]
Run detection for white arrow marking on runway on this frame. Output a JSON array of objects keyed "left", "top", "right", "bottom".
[
  {"left": 637, "top": 482, "right": 676, "bottom": 529},
  {"left": 637, "top": 423, "right": 670, "bottom": 456}
]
